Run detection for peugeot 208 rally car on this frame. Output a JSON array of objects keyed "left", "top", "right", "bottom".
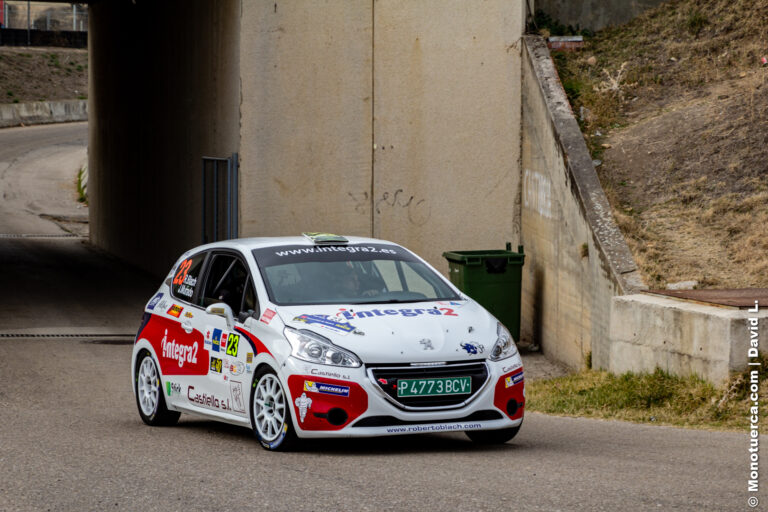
[{"left": 132, "top": 233, "right": 524, "bottom": 450}]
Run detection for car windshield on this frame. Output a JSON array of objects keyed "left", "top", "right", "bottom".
[{"left": 252, "top": 243, "right": 461, "bottom": 306}]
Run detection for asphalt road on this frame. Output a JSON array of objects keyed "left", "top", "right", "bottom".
[
  {"left": 0, "top": 123, "right": 759, "bottom": 511},
  {"left": 0, "top": 338, "right": 751, "bottom": 512}
]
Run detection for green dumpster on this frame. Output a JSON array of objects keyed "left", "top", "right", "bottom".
[{"left": 442, "top": 244, "right": 525, "bottom": 342}]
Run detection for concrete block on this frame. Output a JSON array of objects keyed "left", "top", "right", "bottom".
[
  {"left": 607, "top": 293, "right": 768, "bottom": 385},
  {"left": 49, "top": 100, "right": 88, "bottom": 123},
  {"left": 0, "top": 100, "right": 87, "bottom": 128},
  {"left": 0, "top": 104, "right": 21, "bottom": 127},
  {"left": 16, "top": 101, "right": 52, "bottom": 125}
]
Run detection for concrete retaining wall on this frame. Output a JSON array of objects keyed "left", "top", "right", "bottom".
[
  {"left": 519, "top": 35, "right": 644, "bottom": 369},
  {"left": 610, "top": 294, "right": 768, "bottom": 385},
  {"left": 0, "top": 100, "right": 87, "bottom": 128}
]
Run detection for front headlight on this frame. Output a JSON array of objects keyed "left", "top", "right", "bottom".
[
  {"left": 489, "top": 322, "right": 518, "bottom": 361},
  {"left": 284, "top": 327, "right": 362, "bottom": 368}
]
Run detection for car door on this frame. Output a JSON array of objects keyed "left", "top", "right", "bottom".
[
  {"left": 194, "top": 251, "right": 258, "bottom": 418},
  {"left": 154, "top": 250, "right": 210, "bottom": 410}
]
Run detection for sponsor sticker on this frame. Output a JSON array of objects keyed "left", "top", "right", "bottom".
[
  {"left": 210, "top": 357, "right": 223, "bottom": 373},
  {"left": 505, "top": 371, "right": 524, "bottom": 388},
  {"left": 147, "top": 292, "right": 163, "bottom": 311},
  {"left": 160, "top": 329, "right": 198, "bottom": 368},
  {"left": 339, "top": 306, "right": 459, "bottom": 320},
  {"left": 246, "top": 352, "right": 253, "bottom": 364},
  {"left": 184, "top": 311, "right": 194, "bottom": 319},
  {"left": 167, "top": 304, "right": 184, "bottom": 318},
  {"left": 228, "top": 361, "right": 245, "bottom": 376},
  {"left": 260, "top": 308, "right": 276, "bottom": 325},
  {"left": 309, "top": 368, "right": 351, "bottom": 380},
  {"left": 166, "top": 381, "right": 181, "bottom": 397},
  {"left": 293, "top": 314, "right": 356, "bottom": 335},
  {"left": 502, "top": 362, "right": 522, "bottom": 373},
  {"left": 304, "top": 380, "right": 350, "bottom": 397},
  {"left": 294, "top": 392, "right": 313, "bottom": 423},
  {"left": 187, "top": 386, "right": 234, "bottom": 411},
  {"left": 230, "top": 381, "right": 245, "bottom": 413},
  {"left": 460, "top": 342, "right": 484, "bottom": 355},
  {"left": 212, "top": 329, "right": 222, "bottom": 352}
]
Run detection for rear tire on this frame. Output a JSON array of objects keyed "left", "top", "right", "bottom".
[
  {"left": 250, "top": 366, "right": 298, "bottom": 451},
  {"left": 135, "top": 351, "right": 180, "bottom": 426},
  {"left": 465, "top": 425, "right": 520, "bottom": 444}
]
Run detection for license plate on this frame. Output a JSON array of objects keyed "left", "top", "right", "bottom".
[{"left": 397, "top": 376, "right": 471, "bottom": 397}]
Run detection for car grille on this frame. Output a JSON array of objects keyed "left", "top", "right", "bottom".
[{"left": 367, "top": 361, "right": 489, "bottom": 410}]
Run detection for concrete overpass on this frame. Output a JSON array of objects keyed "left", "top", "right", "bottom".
[
  {"left": 0, "top": 0, "right": 653, "bottom": 373},
  {"left": 80, "top": 0, "right": 644, "bottom": 370},
  {"left": 87, "top": 0, "right": 526, "bottom": 277}
]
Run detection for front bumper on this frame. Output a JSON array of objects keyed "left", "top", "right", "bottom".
[{"left": 281, "top": 356, "right": 525, "bottom": 438}]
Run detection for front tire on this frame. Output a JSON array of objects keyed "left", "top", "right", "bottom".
[
  {"left": 465, "top": 425, "right": 521, "bottom": 444},
  {"left": 250, "top": 366, "right": 297, "bottom": 451},
  {"left": 135, "top": 351, "right": 180, "bottom": 426}
]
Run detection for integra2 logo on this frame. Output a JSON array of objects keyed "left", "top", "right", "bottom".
[{"left": 160, "top": 329, "right": 199, "bottom": 368}]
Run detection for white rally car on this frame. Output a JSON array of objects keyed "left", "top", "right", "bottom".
[{"left": 132, "top": 233, "right": 525, "bottom": 450}]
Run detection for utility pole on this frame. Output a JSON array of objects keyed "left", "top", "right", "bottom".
[
  {"left": 26, "top": 0, "right": 30, "bottom": 45},
  {"left": 72, "top": 3, "right": 76, "bottom": 32}
]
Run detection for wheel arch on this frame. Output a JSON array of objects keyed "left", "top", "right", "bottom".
[{"left": 131, "top": 339, "right": 161, "bottom": 397}]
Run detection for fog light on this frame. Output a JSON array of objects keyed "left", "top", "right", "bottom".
[
  {"left": 506, "top": 399, "right": 518, "bottom": 417},
  {"left": 326, "top": 408, "right": 348, "bottom": 426}
]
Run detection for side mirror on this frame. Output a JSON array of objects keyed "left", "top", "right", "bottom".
[{"left": 206, "top": 303, "right": 234, "bottom": 329}]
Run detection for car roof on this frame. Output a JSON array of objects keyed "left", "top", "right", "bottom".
[{"left": 187, "top": 235, "right": 401, "bottom": 254}]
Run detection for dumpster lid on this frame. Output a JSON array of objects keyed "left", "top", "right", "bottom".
[{"left": 443, "top": 249, "right": 524, "bottom": 265}]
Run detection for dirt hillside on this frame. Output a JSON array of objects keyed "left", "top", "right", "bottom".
[
  {"left": 550, "top": 0, "right": 768, "bottom": 288},
  {"left": 0, "top": 46, "right": 87, "bottom": 103}
]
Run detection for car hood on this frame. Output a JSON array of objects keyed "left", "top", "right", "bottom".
[{"left": 276, "top": 300, "right": 498, "bottom": 364}]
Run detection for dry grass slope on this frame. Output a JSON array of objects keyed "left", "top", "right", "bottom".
[
  {"left": 551, "top": 0, "right": 768, "bottom": 288},
  {"left": 0, "top": 46, "right": 88, "bottom": 103}
]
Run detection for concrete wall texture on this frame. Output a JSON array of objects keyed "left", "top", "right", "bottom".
[
  {"left": 608, "top": 294, "right": 768, "bottom": 385},
  {"left": 536, "top": 0, "right": 667, "bottom": 31},
  {"left": 239, "top": 1, "right": 373, "bottom": 240},
  {"left": 89, "top": 0, "right": 240, "bottom": 276},
  {"left": 371, "top": 0, "right": 525, "bottom": 264},
  {"left": 239, "top": 0, "right": 526, "bottom": 272},
  {"left": 520, "top": 36, "right": 644, "bottom": 369}
]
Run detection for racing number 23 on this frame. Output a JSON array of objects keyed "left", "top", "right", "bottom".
[
  {"left": 226, "top": 334, "right": 240, "bottom": 357},
  {"left": 173, "top": 259, "right": 192, "bottom": 286}
]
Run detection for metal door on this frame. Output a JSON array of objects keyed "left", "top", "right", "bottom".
[{"left": 202, "top": 153, "right": 239, "bottom": 243}]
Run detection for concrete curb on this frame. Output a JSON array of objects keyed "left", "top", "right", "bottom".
[{"left": 0, "top": 99, "right": 88, "bottom": 128}]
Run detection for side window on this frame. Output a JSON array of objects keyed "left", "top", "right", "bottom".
[
  {"left": 200, "top": 254, "right": 253, "bottom": 318},
  {"left": 171, "top": 253, "right": 206, "bottom": 302},
  {"left": 242, "top": 278, "right": 256, "bottom": 318}
]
